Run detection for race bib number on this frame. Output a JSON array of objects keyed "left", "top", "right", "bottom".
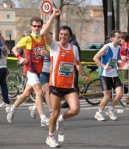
[
  {"left": 107, "top": 58, "right": 118, "bottom": 69},
  {"left": 59, "top": 62, "right": 73, "bottom": 76},
  {"left": 33, "top": 46, "right": 45, "bottom": 59}
]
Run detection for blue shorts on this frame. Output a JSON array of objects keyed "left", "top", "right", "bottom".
[{"left": 39, "top": 72, "right": 50, "bottom": 85}]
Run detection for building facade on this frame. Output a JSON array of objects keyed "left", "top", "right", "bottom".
[{"left": 1, "top": 1, "right": 127, "bottom": 49}]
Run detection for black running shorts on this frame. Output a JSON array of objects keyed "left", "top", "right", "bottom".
[
  {"left": 100, "top": 76, "right": 122, "bottom": 91},
  {"left": 49, "top": 86, "right": 76, "bottom": 97}
]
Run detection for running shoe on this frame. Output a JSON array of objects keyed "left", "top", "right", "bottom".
[
  {"left": 46, "top": 136, "right": 59, "bottom": 147},
  {"left": 95, "top": 111, "right": 105, "bottom": 121},
  {"left": 41, "top": 116, "right": 49, "bottom": 127},
  {"left": 5, "top": 106, "right": 10, "bottom": 113},
  {"left": 29, "top": 106, "right": 36, "bottom": 119},
  {"left": 105, "top": 109, "right": 117, "bottom": 120},
  {"left": 7, "top": 108, "right": 14, "bottom": 124},
  {"left": 0, "top": 102, "right": 9, "bottom": 107},
  {"left": 56, "top": 119, "right": 64, "bottom": 135}
]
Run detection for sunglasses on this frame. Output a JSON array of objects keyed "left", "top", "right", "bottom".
[{"left": 32, "top": 25, "right": 42, "bottom": 28}]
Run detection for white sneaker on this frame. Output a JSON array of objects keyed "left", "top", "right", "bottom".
[
  {"left": 95, "top": 111, "right": 105, "bottom": 121},
  {"left": 46, "top": 136, "right": 60, "bottom": 147},
  {"left": 29, "top": 106, "right": 36, "bottom": 119},
  {"left": 56, "top": 119, "right": 64, "bottom": 135},
  {"left": 0, "top": 102, "right": 9, "bottom": 107},
  {"left": 7, "top": 108, "right": 14, "bottom": 124},
  {"left": 41, "top": 116, "right": 49, "bottom": 127},
  {"left": 5, "top": 106, "right": 10, "bottom": 113},
  {"left": 105, "top": 109, "right": 117, "bottom": 120}
]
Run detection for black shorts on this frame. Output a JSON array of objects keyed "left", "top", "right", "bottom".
[
  {"left": 100, "top": 76, "right": 122, "bottom": 91},
  {"left": 49, "top": 86, "right": 76, "bottom": 97}
]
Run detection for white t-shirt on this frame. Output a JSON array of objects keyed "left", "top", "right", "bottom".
[{"left": 0, "top": 45, "right": 9, "bottom": 68}]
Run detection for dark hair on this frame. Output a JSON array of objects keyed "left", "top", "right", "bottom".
[
  {"left": 110, "top": 30, "right": 121, "bottom": 38},
  {"left": 30, "top": 17, "right": 43, "bottom": 26},
  {"left": 121, "top": 32, "right": 129, "bottom": 42},
  {"left": 59, "top": 25, "right": 73, "bottom": 37}
]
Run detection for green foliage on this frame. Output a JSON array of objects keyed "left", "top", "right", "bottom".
[
  {"left": 7, "top": 60, "right": 18, "bottom": 71},
  {"left": 79, "top": 65, "right": 99, "bottom": 85}
]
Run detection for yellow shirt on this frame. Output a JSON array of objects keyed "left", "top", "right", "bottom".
[{"left": 17, "top": 34, "right": 50, "bottom": 52}]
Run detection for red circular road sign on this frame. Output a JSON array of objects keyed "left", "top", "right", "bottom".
[{"left": 41, "top": 0, "right": 53, "bottom": 14}]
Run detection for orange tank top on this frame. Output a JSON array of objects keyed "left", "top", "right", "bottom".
[
  {"left": 49, "top": 44, "right": 75, "bottom": 88},
  {"left": 23, "top": 35, "right": 45, "bottom": 76}
]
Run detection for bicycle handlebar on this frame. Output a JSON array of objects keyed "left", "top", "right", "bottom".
[{"left": 87, "top": 65, "right": 98, "bottom": 73}]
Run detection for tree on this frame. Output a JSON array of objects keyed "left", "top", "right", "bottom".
[
  {"left": 51, "top": 0, "right": 96, "bottom": 40},
  {"left": 12, "top": 0, "right": 95, "bottom": 40},
  {"left": 12, "top": 0, "right": 104, "bottom": 45}
]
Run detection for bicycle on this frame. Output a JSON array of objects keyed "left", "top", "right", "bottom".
[
  {"left": 6, "top": 65, "right": 35, "bottom": 102},
  {"left": 79, "top": 64, "right": 126, "bottom": 107},
  {"left": 79, "top": 65, "right": 102, "bottom": 105}
]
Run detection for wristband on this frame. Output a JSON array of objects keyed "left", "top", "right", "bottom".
[{"left": 16, "top": 54, "right": 22, "bottom": 60}]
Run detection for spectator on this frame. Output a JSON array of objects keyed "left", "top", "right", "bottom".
[
  {"left": 120, "top": 32, "right": 129, "bottom": 104},
  {"left": 0, "top": 33, "right": 10, "bottom": 107}
]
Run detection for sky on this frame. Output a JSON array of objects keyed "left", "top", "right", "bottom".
[
  {"left": 12, "top": 0, "right": 102, "bottom": 8},
  {"left": 87, "top": 0, "right": 102, "bottom": 5}
]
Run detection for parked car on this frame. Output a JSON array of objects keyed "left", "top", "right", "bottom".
[{"left": 81, "top": 42, "right": 103, "bottom": 51}]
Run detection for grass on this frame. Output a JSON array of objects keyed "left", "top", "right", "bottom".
[
  {"left": 7, "top": 59, "right": 18, "bottom": 71},
  {"left": 79, "top": 65, "right": 99, "bottom": 85}
]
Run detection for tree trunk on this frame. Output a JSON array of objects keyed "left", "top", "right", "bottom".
[{"left": 54, "top": 0, "right": 64, "bottom": 40}]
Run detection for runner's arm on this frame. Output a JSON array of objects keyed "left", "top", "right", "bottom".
[
  {"left": 42, "top": 9, "right": 61, "bottom": 45},
  {"left": 93, "top": 44, "right": 111, "bottom": 70},
  {"left": 75, "top": 60, "right": 88, "bottom": 82}
]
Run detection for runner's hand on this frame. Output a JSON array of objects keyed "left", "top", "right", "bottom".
[
  {"left": 52, "top": 8, "right": 61, "bottom": 17},
  {"left": 121, "top": 55, "right": 127, "bottom": 61},
  {"left": 82, "top": 75, "right": 88, "bottom": 83},
  {"left": 1, "top": 45, "right": 7, "bottom": 51},
  {"left": 18, "top": 57, "right": 28, "bottom": 65},
  {"left": 104, "top": 65, "right": 111, "bottom": 70},
  {"left": 40, "top": 50, "right": 48, "bottom": 57}
]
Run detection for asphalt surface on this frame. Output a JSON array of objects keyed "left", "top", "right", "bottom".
[{"left": 0, "top": 100, "right": 129, "bottom": 149}]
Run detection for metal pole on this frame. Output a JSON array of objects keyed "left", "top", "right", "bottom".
[
  {"left": 107, "top": 0, "right": 113, "bottom": 35},
  {"left": 128, "top": 8, "right": 129, "bottom": 32},
  {"left": 127, "top": 0, "right": 129, "bottom": 33},
  {"left": 9, "top": 34, "right": 11, "bottom": 54},
  {"left": 116, "top": 0, "right": 120, "bottom": 30},
  {"left": 127, "top": 0, "right": 129, "bottom": 32}
]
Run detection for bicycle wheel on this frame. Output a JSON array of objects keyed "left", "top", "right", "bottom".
[
  {"left": 30, "top": 91, "right": 46, "bottom": 103},
  {"left": 84, "top": 78, "right": 103, "bottom": 105},
  {"left": 29, "top": 91, "right": 36, "bottom": 102},
  {"left": 6, "top": 73, "right": 20, "bottom": 98},
  {"left": 111, "top": 90, "right": 126, "bottom": 107}
]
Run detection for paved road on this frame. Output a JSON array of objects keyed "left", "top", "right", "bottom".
[{"left": 0, "top": 101, "right": 129, "bottom": 149}]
